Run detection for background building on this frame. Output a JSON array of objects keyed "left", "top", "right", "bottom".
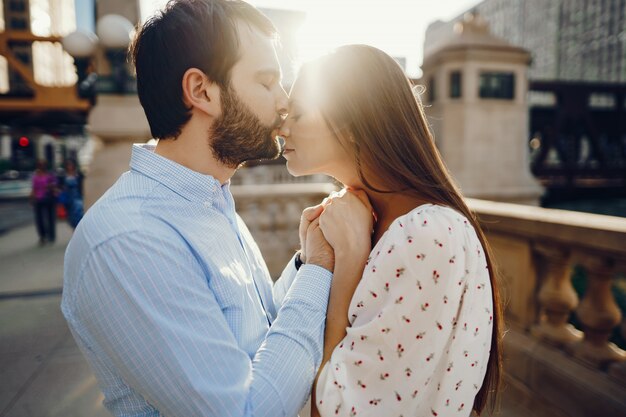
[
  {"left": 1, "top": 0, "right": 77, "bottom": 94},
  {"left": 425, "top": 0, "right": 626, "bottom": 83},
  {"left": 0, "top": 0, "right": 91, "bottom": 176},
  {"left": 424, "top": 0, "right": 626, "bottom": 213}
]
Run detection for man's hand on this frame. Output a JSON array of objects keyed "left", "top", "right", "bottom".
[
  {"left": 319, "top": 189, "right": 374, "bottom": 262},
  {"left": 310, "top": 189, "right": 374, "bottom": 417},
  {"left": 298, "top": 203, "right": 325, "bottom": 263},
  {"left": 305, "top": 217, "right": 334, "bottom": 272}
]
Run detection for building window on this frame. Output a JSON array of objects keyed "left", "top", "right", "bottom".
[
  {"left": 9, "top": 17, "right": 27, "bottom": 30},
  {"left": 450, "top": 71, "right": 462, "bottom": 98},
  {"left": 15, "top": 52, "right": 31, "bottom": 65},
  {"left": 428, "top": 76, "right": 436, "bottom": 103},
  {"left": 10, "top": 1, "right": 27, "bottom": 12},
  {"left": 479, "top": 72, "right": 515, "bottom": 99}
]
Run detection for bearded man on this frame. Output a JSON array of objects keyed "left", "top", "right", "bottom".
[{"left": 61, "top": 1, "right": 345, "bottom": 416}]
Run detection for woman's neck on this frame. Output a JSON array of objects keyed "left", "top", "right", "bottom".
[
  {"left": 337, "top": 173, "right": 429, "bottom": 244},
  {"left": 363, "top": 190, "right": 430, "bottom": 245}
]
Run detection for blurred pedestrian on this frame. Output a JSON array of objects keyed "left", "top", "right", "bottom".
[
  {"left": 58, "top": 159, "right": 84, "bottom": 229},
  {"left": 30, "top": 160, "right": 57, "bottom": 245}
]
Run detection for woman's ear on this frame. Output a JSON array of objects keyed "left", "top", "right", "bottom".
[{"left": 181, "top": 68, "right": 221, "bottom": 118}]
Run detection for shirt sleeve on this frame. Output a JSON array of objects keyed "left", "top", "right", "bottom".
[
  {"left": 316, "top": 208, "right": 485, "bottom": 417},
  {"left": 272, "top": 253, "right": 299, "bottom": 310},
  {"left": 70, "top": 231, "right": 332, "bottom": 417}
]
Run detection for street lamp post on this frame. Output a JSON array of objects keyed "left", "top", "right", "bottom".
[
  {"left": 61, "top": 29, "right": 99, "bottom": 101},
  {"left": 96, "top": 15, "right": 134, "bottom": 94},
  {"left": 62, "top": 14, "right": 134, "bottom": 96}
]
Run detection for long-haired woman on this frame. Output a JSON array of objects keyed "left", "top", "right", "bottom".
[{"left": 280, "top": 44, "right": 503, "bottom": 417}]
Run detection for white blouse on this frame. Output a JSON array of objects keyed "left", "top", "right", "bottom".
[{"left": 316, "top": 204, "right": 493, "bottom": 417}]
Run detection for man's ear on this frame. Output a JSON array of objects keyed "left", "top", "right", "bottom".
[{"left": 181, "top": 68, "right": 221, "bottom": 117}]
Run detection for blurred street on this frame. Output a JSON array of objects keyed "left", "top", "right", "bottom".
[
  {"left": 0, "top": 222, "right": 108, "bottom": 417},
  {"left": 0, "top": 200, "right": 33, "bottom": 235}
]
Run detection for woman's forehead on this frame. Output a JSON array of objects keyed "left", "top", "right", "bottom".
[{"left": 290, "top": 74, "right": 325, "bottom": 108}]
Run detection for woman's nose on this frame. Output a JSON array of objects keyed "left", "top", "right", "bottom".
[{"left": 278, "top": 123, "right": 290, "bottom": 138}]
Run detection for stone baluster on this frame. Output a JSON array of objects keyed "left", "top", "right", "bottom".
[
  {"left": 608, "top": 315, "right": 626, "bottom": 384},
  {"left": 531, "top": 244, "right": 583, "bottom": 346},
  {"left": 570, "top": 253, "right": 626, "bottom": 369}
]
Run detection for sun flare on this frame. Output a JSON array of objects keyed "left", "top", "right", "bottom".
[{"left": 139, "top": 0, "right": 485, "bottom": 78}]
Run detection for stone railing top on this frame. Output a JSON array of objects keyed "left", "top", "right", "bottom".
[
  {"left": 231, "top": 182, "right": 338, "bottom": 198},
  {"left": 467, "top": 198, "right": 626, "bottom": 258},
  {"left": 230, "top": 190, "right": 626, "bottom": 257}
]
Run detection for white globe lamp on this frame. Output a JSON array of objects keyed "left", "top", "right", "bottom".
[
  {"left": 62, "top": 29, "right": 99, "bottom": 58},
  {"left": 96, "top": 14, "right": 134, "bottom": 49}
]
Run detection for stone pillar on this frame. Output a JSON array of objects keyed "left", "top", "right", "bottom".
[
  {"left": 419, "top": 12, "right": 543, "bottom": 205},
  {"left": 81, "top": 0, "right": 150, "bottom": 208},
  {"left": 570, "top": 254, "right": 626, "bottom": 369},
  {"left": 531, "top": 244, "right": 582, "bottom": 346},
  {"left": 608, "top": 317, "right": 626, "bottom": 384}
]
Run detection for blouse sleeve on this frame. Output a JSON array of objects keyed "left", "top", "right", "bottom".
[{"left": 316, "top": 206, "right": 492, "bottom": 417}]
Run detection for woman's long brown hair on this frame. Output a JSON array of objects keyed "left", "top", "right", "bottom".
[{"left": 301, "top": 45, "right": 503, "bottom": 414}]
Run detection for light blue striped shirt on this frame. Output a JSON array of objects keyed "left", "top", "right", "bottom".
[{"left": 61, "top": 144, "right": 332, "bottom": 417}]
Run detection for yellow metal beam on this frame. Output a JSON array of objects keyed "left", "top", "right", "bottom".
[
  {"left": 0, "top": 87, "right": 91, "bottom": 111},
  {"left": 0, "top": 47, "right": 37, "bottom": 87},
  {"left": 0, "top": 30, "right": 61, "bottom": 44},
  {"left": 0, "top": 30, "right": 92, "bottom": 113}
]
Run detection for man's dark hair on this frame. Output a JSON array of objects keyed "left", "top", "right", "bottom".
[{"left": 130, "top": 0, "right": 276, "bottom": 139}]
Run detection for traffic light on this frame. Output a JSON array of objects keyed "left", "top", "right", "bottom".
[{"left": 11, "top": 136, "right": 35, "bottom": 170}]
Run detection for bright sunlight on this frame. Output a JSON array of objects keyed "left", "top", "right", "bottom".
[{"left": 140, "top": 0, "right": 482, "bottom": 77}]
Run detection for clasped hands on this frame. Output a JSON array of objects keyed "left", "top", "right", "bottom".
[{"left": 298, "top": 188, "right": 375, "bottom": 272}]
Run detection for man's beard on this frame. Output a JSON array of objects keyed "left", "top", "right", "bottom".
[{"left": 210, "top": 84, "right": 282, "bottom": 168}]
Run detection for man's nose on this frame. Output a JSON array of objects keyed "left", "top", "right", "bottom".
[
  {"left": 276, "top": 85, "right": 288, "bottom": 117},
  {"left": 278, "top": 122, "right": 290, "bottom": 138}
]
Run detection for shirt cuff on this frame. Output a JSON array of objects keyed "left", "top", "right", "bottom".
[
  {"left": 272, "top": 254, "right": 299, "bottom": 310},
  {"left": 284, "top": 264, "right": 333, "bottom": 309},
  {"left": 281, "top": 253, "right": 298, "bottom": 279}
]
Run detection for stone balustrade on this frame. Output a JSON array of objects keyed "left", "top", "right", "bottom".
[
  {"left": 467, "top": 199, "right": 626, "bottom": 368},
  {"left": 468, "top": 198, "right": 626, "bottom": 416},
  {"left": 231, "top": 182, "right": 338, "bottom": 278},
  {"left": 232, "top": 182, "right": 626, "bottom": 416},
  {"left": 231, "top": 164, "right": 332, "bottom": 186}
]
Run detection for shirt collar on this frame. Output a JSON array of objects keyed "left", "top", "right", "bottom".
[{"left": 130, "top": 143, "right": 232, "bottom": 206}]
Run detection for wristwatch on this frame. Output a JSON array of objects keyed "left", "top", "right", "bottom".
[{"left": 294, "top": 251, "right": 304, "bottom": 270}]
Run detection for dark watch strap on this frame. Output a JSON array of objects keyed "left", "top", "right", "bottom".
[{"left": 294, "top": 252, "right": 304, "bottom": 270}]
